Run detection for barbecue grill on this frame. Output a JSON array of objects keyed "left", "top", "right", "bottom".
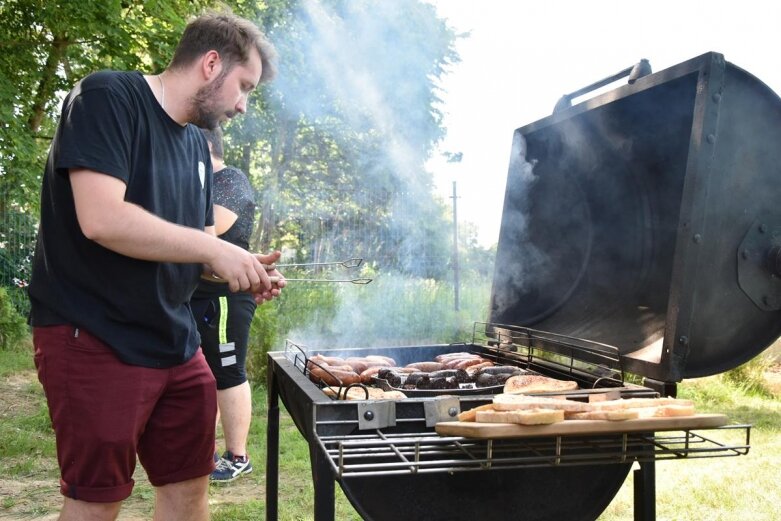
[{"left": 266, "top": 52, "right": 777, "bottom": 520}]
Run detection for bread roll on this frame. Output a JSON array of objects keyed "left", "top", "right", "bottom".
[
  {"left": 457, "top": 403, "right": 495, "bottom": 422},
  {"left": 567, "top": 409, "right": 640, "bottom": 421},
  {"left": 503, "top": 374, "right": 579, "bottom": 394},
  {"left": 590, "top": 397, "right": 694, "bottom": 411},
  {"left": 475, "top": 408, "right": 565, "bottom": 425},
  {"left": 493, "top": 393, "right": 592, "bottom": 412}
]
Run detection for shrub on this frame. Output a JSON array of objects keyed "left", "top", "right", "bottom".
[{"left": 0, "top": 286, "right": 28, "bottom": 350}]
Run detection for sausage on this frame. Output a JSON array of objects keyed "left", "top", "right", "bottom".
[
  {"left": 365, "top": 355, "right": 397, "bottom": 366},
  {"left": 377, "top": 369, "right": 403, "bottom": 388},
  {"left": 405, "top": 361, "right": 444, "bottom": 372},
  {"left": 465, "top": 361, "right": 494, "bottom": 375},
  {"left": 343, "top": 358, "right": 370, "bottom": 374},
  {"left": 360, "top": 366, "right": 384, "bottom": 384},
  {"left": 454, "top": 358, "right": 489, "bottom": 370},
  {"left": 475, "top": 373, "right": 500, "bottom": 387},
  {"left": 430, "top": 369, "right": 471, "bottom": 383},
  {"left": 404, "top": 372, "right": 429, "bottom": 387},
  {"left": 477, "top": 365, "right": 527, "bottom": 376},
  {"left": 310, "top": 354, "right": 345, "bottom": 366},
  {"left": 443, "top": 357, "right": 485, "bottom": 369},
  {"left": 309, "top": 365, "right": 360, "bottom": 386},
  {"left": 435, "top": 352, "right": 481, "bottom": 362}
]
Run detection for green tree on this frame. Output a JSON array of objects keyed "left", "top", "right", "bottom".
[
  {"left": 0, "top": 0, "right": 208, "bottom": 301},
  {"left": 228, "top": 0, "right": 459, "bottom": 278}
]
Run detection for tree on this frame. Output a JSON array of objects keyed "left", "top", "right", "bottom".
[
  {"left": 0, "top": 0, "right": 462, "bottom": 292},
  {"left": 227, "top": 0, "right": 459, "bottom": 278}
]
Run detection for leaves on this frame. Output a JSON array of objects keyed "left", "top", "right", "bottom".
[{"left": 1, "top": 0, "right": 471, "bottom": 292}]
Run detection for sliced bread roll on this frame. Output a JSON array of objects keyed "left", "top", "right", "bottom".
[
  {"left": 503, "top": 374, "right": 579, "bottom": 394},
  {"left": 493, "top": 393, "right": 593, "bottom": 412},
  {"left": 475, "top": 408, "right": 565, "bottom": 425},
  {"left": 457, "top": 403, "right": 495, "bottom": 422},
  {"left": 590, "top": 397, "right": 694, "bottom": 411},
  {"left": 634, "top": 403, "right": 696, "bottom": 418},
  {"left": 566, "top": 409, "right": 640, "bottom": 421}
]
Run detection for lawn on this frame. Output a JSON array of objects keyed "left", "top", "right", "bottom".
[{"left": 1, "top": 342, "right": 779, "bottom": 520}]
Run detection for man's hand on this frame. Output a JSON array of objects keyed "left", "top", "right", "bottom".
[{"left": 252, "top": 251, "right": 286, "bottom": 304}]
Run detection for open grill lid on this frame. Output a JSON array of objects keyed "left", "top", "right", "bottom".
[{"left": 490, "top": 52, "right": 781, "bottom": 383}]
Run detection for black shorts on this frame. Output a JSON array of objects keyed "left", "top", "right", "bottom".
[{"left": 192, "top": 291, "right": 257, "bottom": 390}]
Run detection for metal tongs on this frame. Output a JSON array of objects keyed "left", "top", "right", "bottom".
[
  {"left": 265, "top": 258, "right": 372, "bottom": 285},
  {"left": 208, "top": 257, "right": 372, "bottom": 285}
]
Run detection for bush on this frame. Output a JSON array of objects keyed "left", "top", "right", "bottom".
[
  {"left": 246, "top": 281, "right": 339, "bottom": 384},
  {"left": 0, "top": 286, "right": 28, "bottom": 350},
  {"left": 722, "top": 354, "right": 775, "bottom": 397}
]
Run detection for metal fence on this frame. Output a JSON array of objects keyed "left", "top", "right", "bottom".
[{"left": 0, "top": 206, "right": 35, "bottom": 314}]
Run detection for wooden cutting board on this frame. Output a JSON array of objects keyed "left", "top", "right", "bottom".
[{"left": 435, "top": 414, "right": 729, "bottom": 439}]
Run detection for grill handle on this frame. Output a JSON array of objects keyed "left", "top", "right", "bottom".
[{"left": 553, "top": 59, "right": 652, "bottom": 113}]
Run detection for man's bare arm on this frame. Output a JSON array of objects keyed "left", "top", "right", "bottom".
[{"left": 70, "top": 168, "right": 269, "bottom": 293}]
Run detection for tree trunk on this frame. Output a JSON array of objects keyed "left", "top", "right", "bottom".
[
  {"left": 27, "top": 35, "right": 68, "bottom": 133},
  {"left": 253, "top": 118, "right": 295, "bottom": 253}
]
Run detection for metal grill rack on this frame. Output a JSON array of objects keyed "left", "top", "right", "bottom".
[{"left": 316, "top": 426, "right": 751, "bottom": 479}]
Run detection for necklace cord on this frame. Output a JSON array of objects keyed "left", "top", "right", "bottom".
[{"left": 158, "top": 74, "right": 165, "bottom": 110}]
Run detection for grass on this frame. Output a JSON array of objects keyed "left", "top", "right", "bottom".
[{"left": 1, "top": 342, "right": 779, "bottom": 520}]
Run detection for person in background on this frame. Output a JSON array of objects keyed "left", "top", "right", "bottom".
[
  {"left": 27, "top": 10, "right": 284, "bottom": 521},
  {"left": 191, "top": 126, "right": 260, "bottom": 482}
]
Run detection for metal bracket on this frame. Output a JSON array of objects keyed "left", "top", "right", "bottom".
[
  {"left": 737, "top": 219, "right": 781, "bottom": 311},
  {"left": 357, "top": 401, "right": 396, "bottom": 430},
  {"left": 423, "top": 396, "right": 461, "bottom": 427}
]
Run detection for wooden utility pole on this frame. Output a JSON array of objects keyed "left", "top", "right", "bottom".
[{"left": 451, "top": 181, "right": 460, "bottom": 311}]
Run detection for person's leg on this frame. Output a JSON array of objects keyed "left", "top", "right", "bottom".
[
  {"left": 138, "top": 349, "right": 216, "bottom": 516},
  {"left": 152, "top": 475, "right": 209, "bottom": 521},
  {"left": 218, "top": 380, "right": 252, "bottom": 456},
  {"left": 59, "top": 498, "right": 122, "bottom": 521},
  {"left": 219, "top": 293, "right": 256, "bottom": 458},
  {"left": 33, "top": 326, "right": 163, "bottom": 515}
]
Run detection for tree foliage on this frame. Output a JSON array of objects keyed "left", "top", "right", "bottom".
[{"left": 0, "top": 0, "right": 464, "bottom": 293}]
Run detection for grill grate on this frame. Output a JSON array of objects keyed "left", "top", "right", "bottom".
[{"left": 316, "top": 426, "right": 751, "bottom": 478}]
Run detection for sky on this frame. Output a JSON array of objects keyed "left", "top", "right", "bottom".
[{"left": 425, "top": 0, "right": 781, "bottom": 247}]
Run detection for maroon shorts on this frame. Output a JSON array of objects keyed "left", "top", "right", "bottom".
[{"left": 33, "top": 325, "right": 217, "bottom": 503}]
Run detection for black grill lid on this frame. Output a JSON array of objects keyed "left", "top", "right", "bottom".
[{"left": 490, "top": 52, "right": 781, "bottom": 382}]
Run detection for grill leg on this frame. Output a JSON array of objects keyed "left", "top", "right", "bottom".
[
  {"left": 266, "top": 366, "right": 280, "bottom": 521},
  {"left": 633, "top": 461, "right": 656, "bottom": 521},
  {"left": 312, "top": 443, "right": 335, "bottom": 521}
]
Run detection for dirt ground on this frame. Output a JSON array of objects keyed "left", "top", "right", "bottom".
[{"left": 0, "top": 370, "right": 264, "bottom": 520}]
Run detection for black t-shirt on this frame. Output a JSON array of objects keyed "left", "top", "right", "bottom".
[
  {"left": 213, "top": 166, "right": 256, "bottom": 251},
  {"left": 191, "top": 166, "right": 256, "bottom": 302},
  {"left": 28, "top": 70, "right": 214, "bottom": 368}
]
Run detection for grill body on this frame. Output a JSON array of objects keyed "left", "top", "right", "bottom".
[{"left": 266, "top": 51, "right": 772, "bottom": 521}]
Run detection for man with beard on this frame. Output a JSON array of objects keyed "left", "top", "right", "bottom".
[{"left": 27, "top": 11, "right": 284, "bottom": 521}]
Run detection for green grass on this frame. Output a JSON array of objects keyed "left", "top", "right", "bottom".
[{"left": 2, "top": 339, "right": 780, "bottom": 520}]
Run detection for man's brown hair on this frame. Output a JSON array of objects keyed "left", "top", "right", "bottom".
[{"left": 169, "top": 10, "right": 277, "bottom": 83}]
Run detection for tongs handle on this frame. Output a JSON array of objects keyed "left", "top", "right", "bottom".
[{"left": 270, "top": 258, "right": 364, "bottom": 269}]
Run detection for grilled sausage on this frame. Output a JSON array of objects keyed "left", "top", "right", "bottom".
[
  {"left": 366, "top": 355, "right": 397, "bottom": 366},
  {"left": 343, "top": 358, "right": 370, "bottom": 374},
  {"left": 430, "top": 369, "right": 472, "bottom": 383},
  {"left": 405, "top": 361, "right": 444, "bottom": 372},
  {"left": 454, "top": 358, "right": 490, "bottom": 370},
  {"left": 360, "top": 366, "right": 384, "bottom": 384},
  {"left": 377, "top": 368, "right": 403, "bottom": 388},
  {"left": 465, "top": 361, "right": 494, "bottom": 375},
  {"left": 435, "top": 352, "right": 481, "bottom": 362},
  {"left": 477, "top": 365, "right": 527, "bottom": 376},
  {"left": 309, "top": 365, "right": 360, "bottom": 386},
  {"left": 310, "top": 354, "right": 345, "bottom": 366}
]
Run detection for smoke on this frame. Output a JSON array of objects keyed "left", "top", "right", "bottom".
[
  {"left": 490, "top": 130, "right": 539, "bottom": 319},
  {"left": 264, "top": 1, "right": 469, "bottom": 348}
]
